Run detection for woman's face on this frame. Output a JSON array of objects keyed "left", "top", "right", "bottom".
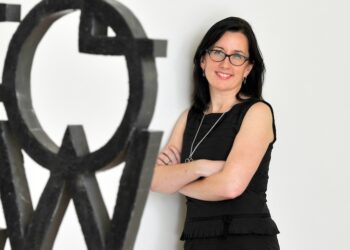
[{"left": 200, "top": 31, "right": 253, "bottom": 93}]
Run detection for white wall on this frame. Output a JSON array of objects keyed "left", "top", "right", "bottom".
[{"left": 1, "top": 0, "right": 350, "bottom": 249}]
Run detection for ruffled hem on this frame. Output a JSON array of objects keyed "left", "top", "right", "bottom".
[
  {"left": 180, "top": 219, "right": 224, "bottom": 240},
  {"left": 228, "top": 217, "right": 280, "bottom": 235},
  {"left": 180, "top": 216, "right": 280, "bottom": 241}
]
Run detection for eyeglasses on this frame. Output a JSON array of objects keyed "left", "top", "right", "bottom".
[{"left": 206, "top": 49, "right": 249, "bottom": 66}]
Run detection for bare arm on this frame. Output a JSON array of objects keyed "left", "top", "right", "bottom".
[
  {"left": 178, "top": 102, "right": 274, "bottom": 201},
  {"left": 151, "top": 159, "right": 224, "bottom": 194},
  {"left": 150, "top": 110, "right": 224, "bottom": 194}
]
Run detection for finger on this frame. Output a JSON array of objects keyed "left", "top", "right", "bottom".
[
  {"left": 158, "top": 154, "right": 170, "bottom": 165},
  {"left": 156, "top": 158, "right": 166, "bottom": 166},
  {"left": 162, "top": 149, "right": 177, "bottom": 164},
  {"left": 168, "top": 146, "right": 181, "bottom": 163}
]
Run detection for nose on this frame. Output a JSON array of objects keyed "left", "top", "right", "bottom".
[{"left": 219, "top": 56, "right": 231, "bottom": 68}]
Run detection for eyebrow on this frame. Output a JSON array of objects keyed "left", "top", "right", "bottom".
[{"left": 213, "top": 46, "right": 246, "bottom": 54}]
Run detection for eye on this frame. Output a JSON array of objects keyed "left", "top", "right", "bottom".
[
  {"left": 212, "top": 49, "right": 224, "bottom": 56},
  {"left": 231, "top": 53, "right": 244, "bottom": 60}
]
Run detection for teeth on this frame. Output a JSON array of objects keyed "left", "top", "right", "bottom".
[{"left": 217, "top": 72, "right": 231, "bottom": 79}]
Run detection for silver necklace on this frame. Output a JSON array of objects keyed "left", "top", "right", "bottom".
[{"left": 185, "top": 111, "right": 226, "bottom": 163}]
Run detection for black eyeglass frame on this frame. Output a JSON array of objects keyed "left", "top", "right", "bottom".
[{"left": 206, "top": 49, "right": 250, "bottom": 66}]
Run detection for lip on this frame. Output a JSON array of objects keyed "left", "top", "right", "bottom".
[{"left": 215, "top": 71, "right": 233, "bottom": 80}]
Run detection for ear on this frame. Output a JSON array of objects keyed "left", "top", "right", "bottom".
[{"left": 244, "top": 63, "right": 253, "bottom": 77}]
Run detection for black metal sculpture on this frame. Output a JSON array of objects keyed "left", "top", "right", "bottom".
[
  {"left": 0, "top": 0, "right": 166, "bottom": 249},
  {"left": 0, "top": 3, "right": 20, "bottom": 22}
]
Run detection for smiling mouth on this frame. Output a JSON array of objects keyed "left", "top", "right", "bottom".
[{"left": 216, "top": 71, "right": 232, "bottom": 80}]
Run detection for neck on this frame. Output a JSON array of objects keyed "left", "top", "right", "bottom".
[{"left": 207, "top": 88, "right": 242, "bottom": 113}]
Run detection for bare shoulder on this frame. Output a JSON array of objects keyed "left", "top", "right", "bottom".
[
  {"left": 240, "top": 101, "right": 274, "bottom": 143},
  {"left": 165, "top": 108, "right": 190, "bottom": 152},
  {"left": 245, "top": 101, "right": 273, "bottom": 123},
  {"left": 177, "top": 109, "right": 190, "bottom": 125},
  {"left": 171, "top": 109, "right": 189, "bottom": 133}
]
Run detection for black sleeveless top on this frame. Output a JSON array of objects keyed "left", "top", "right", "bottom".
[{"left": 180, "top": 98, "right": 280, "bottom": 240}]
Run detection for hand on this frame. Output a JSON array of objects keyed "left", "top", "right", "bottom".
[
  {"left": 194, "top": 159, "right": 225, "bottom": 177},
  {"left": 156, "top": 145, "right": 181, "bottom": 166}
]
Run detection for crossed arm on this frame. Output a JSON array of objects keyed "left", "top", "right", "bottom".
[{"left": 150, "top": 102, "right": 274, "bottom": 201}]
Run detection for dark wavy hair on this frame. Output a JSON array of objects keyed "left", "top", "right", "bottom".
[{"left": 192, "top": 17, "right": 265, "bottom": 112}]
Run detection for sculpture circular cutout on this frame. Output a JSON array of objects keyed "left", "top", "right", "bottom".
[{"left": 2, "top": 0, "right": 166, "bottom": 172}]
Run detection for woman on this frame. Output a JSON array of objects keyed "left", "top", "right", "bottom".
[{"left": 151, "top": 17, "right": 280, "bottom": 250}]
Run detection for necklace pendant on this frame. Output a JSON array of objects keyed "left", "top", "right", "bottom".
[{"left": 185, "top": 157, "right": 193, "bottom": 163}]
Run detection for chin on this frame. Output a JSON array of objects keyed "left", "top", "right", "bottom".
[{"left": 209, "top": 82, "right": 241, "bottom": 92}]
